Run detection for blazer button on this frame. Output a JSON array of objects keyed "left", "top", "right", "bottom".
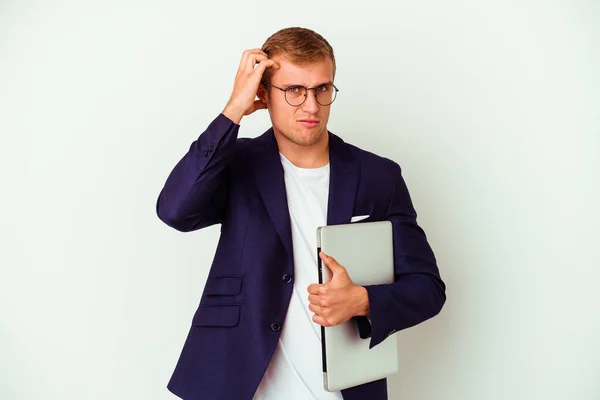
[
  {"left": 270, "top": 323, "right": 281, "bottom": 332},
  {"left": 282, "top": 273, "right": 293, "bottom": 284}
]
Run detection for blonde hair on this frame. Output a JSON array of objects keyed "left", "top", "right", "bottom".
[{"left": 261, "top": 27, "right": 336, "bottom": 82}]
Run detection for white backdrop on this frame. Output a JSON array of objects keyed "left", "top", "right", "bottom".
[{"left": 1, "top": 0, "right": 599, "bottom": 399}]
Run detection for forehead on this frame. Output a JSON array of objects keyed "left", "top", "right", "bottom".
[{"left": 270, "top": 56, "right": 334, "bottom": 85}]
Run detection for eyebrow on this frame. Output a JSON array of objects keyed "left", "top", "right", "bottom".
[{"left": 281, "top": 81, "right": 333, "bottom": 88}]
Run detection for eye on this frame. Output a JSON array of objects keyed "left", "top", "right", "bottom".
[
  {"left": 317, "top": 85, "right": 328, "bottom": 92},
  {"left": 287, "top": 86, "right": 302, "bottom": 94}
]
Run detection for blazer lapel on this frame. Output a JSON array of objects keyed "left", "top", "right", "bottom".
[
  {"left": 251, "top": 129, "right": 359, "bottom": 258},
  {"left": 252, "top": 128, "right": 294, "bottom": 259},
  {"left": 327, "top": 132, "right": 359, "bottom": 226}
]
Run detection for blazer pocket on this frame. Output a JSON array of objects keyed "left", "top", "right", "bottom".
[
  {"left": 204, "top": 275, "right": 243, "bottom": 296},
  {"left": 350, "top": 215, "right": 370, "bottom": 223},
  {"left": 192, "top": 304, "right": 240, "bottom": 327}
]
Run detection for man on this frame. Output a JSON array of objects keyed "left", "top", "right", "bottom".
[{"left": 156, "top": 27, "right": 446, "bottom": 400}]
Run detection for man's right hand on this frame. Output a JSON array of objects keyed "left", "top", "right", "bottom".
[{"left": 222, "top": 49, "right": 280, "bottom": 124}]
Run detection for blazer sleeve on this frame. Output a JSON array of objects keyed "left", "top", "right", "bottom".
[
  {"left": 156, "top": 113, "right": 240, "bottom": 232},
  {"left": 362, "top": 162, "right": 446, "bottom": 348}
]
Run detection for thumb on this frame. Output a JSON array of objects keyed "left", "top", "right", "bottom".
[
  {"left": 320, "top": 252, "right": 345, "bottom": 277},
  {"left": 249, "top": 99, "right": 267, "bottom": 114}
]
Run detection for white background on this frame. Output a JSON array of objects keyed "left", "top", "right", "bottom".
[{"left": 1, "top": 0, "right": 599, "bottom": 399}]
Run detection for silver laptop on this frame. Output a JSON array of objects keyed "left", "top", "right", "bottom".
[{"left": 316, "top": 220, "right": 399, "bottom": 392}]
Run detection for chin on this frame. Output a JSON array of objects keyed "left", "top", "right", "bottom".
[
  {"left": 291, "top": 129, "right": 324, "bottom": 146},
  {"left": 273, "top": 121, "right": 327, "bottom": 147}
]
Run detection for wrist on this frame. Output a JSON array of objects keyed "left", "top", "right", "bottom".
[
  {"left": 354, "top": 286, "right": 370, "bottom": 317},
  {"left": 222, "top": 103, "right": 244, "bottom": 125}
]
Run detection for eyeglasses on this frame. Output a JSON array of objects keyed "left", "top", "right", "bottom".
[{"left": 261, "top": 81, "right": 339, "bottom": 107}]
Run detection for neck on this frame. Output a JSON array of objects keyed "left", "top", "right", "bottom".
[{"left": 274, "top": 131, "right": 330, "bottom": 169}]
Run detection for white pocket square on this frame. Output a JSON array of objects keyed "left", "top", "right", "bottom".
[{"left": 350, "top": 215, "right": 370, "bottom": 223}]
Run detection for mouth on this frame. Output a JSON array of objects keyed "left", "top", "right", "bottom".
[{"left": 298, "top": 119, "right": 320, "bottom": 128}]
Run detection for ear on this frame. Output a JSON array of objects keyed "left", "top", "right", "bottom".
[{"left": 256, "top": 85, "right": 268, "bottom": 105}]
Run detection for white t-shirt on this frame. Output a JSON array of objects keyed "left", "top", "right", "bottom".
[{"left": 253, "top": 154, "right": 343, "bottom": 400}]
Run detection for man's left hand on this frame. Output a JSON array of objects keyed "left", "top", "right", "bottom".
[{"left": 307, "top": 251, "right": 370, "bottom": 327}]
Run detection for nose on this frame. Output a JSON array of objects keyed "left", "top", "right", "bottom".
[{"left": 301, "top": 89, "right": 319, "bottom": 113}]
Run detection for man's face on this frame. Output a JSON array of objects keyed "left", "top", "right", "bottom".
[{"left": 260, "top": 56, "right": 335, "bottom": 147}]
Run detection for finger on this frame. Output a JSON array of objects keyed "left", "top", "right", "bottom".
[
  {"left": 308, "top": 294, "right": 329, "bottom": 307},
  {"left": 239, "top": 49, "right": 268, "bottom": 72},
  {"left": 246, "top": 54, "right": 265, "bottom": 71},
  {"left": 253, "top": 58, "right": 280, "bottom": 76},
  {"left": 239, "top": 52, "right": 251, "bottom": 73},
  {"left": 244, "top": 48, "right": 268, "bottom": 57},
  {"left": 250, "top": 99, "right": 267, "bottom": 112},
  {"left": 318, "top": 305, "right": 331, "bottom": 318},
  {"left": 270, "top": 59, "right": 281, "bottom": 69},
  {"left": 312, "top": 314, "right": 330, "bottom": 327},
  {"left": 307, "top": 284, "right": 321, "bottom": 295},
  {"left": 247, "top": 59, "right": 277, "bottom": 82},
  {"left": 308, "top": 294, "right": 320, "bottom": 305},
  {"left": 308, "top": 303, "right": 322, "bottom": 316},
  {"left": 247, "top": 54, "right": 270, "bottom": 71}
]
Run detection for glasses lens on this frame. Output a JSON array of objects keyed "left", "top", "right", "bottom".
[
  {"left": 284, "top": 85, "right": 337, "bottom": 106},
  {"left": 285, "top": 86, "right": 307, "bottom": 106},
  {"left": 316, "top": 84, "right": 336, "bottom": 106}
]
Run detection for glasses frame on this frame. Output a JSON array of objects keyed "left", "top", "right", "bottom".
[{"left": 261, "top": 80, "right": 339, "bottom": 107}]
